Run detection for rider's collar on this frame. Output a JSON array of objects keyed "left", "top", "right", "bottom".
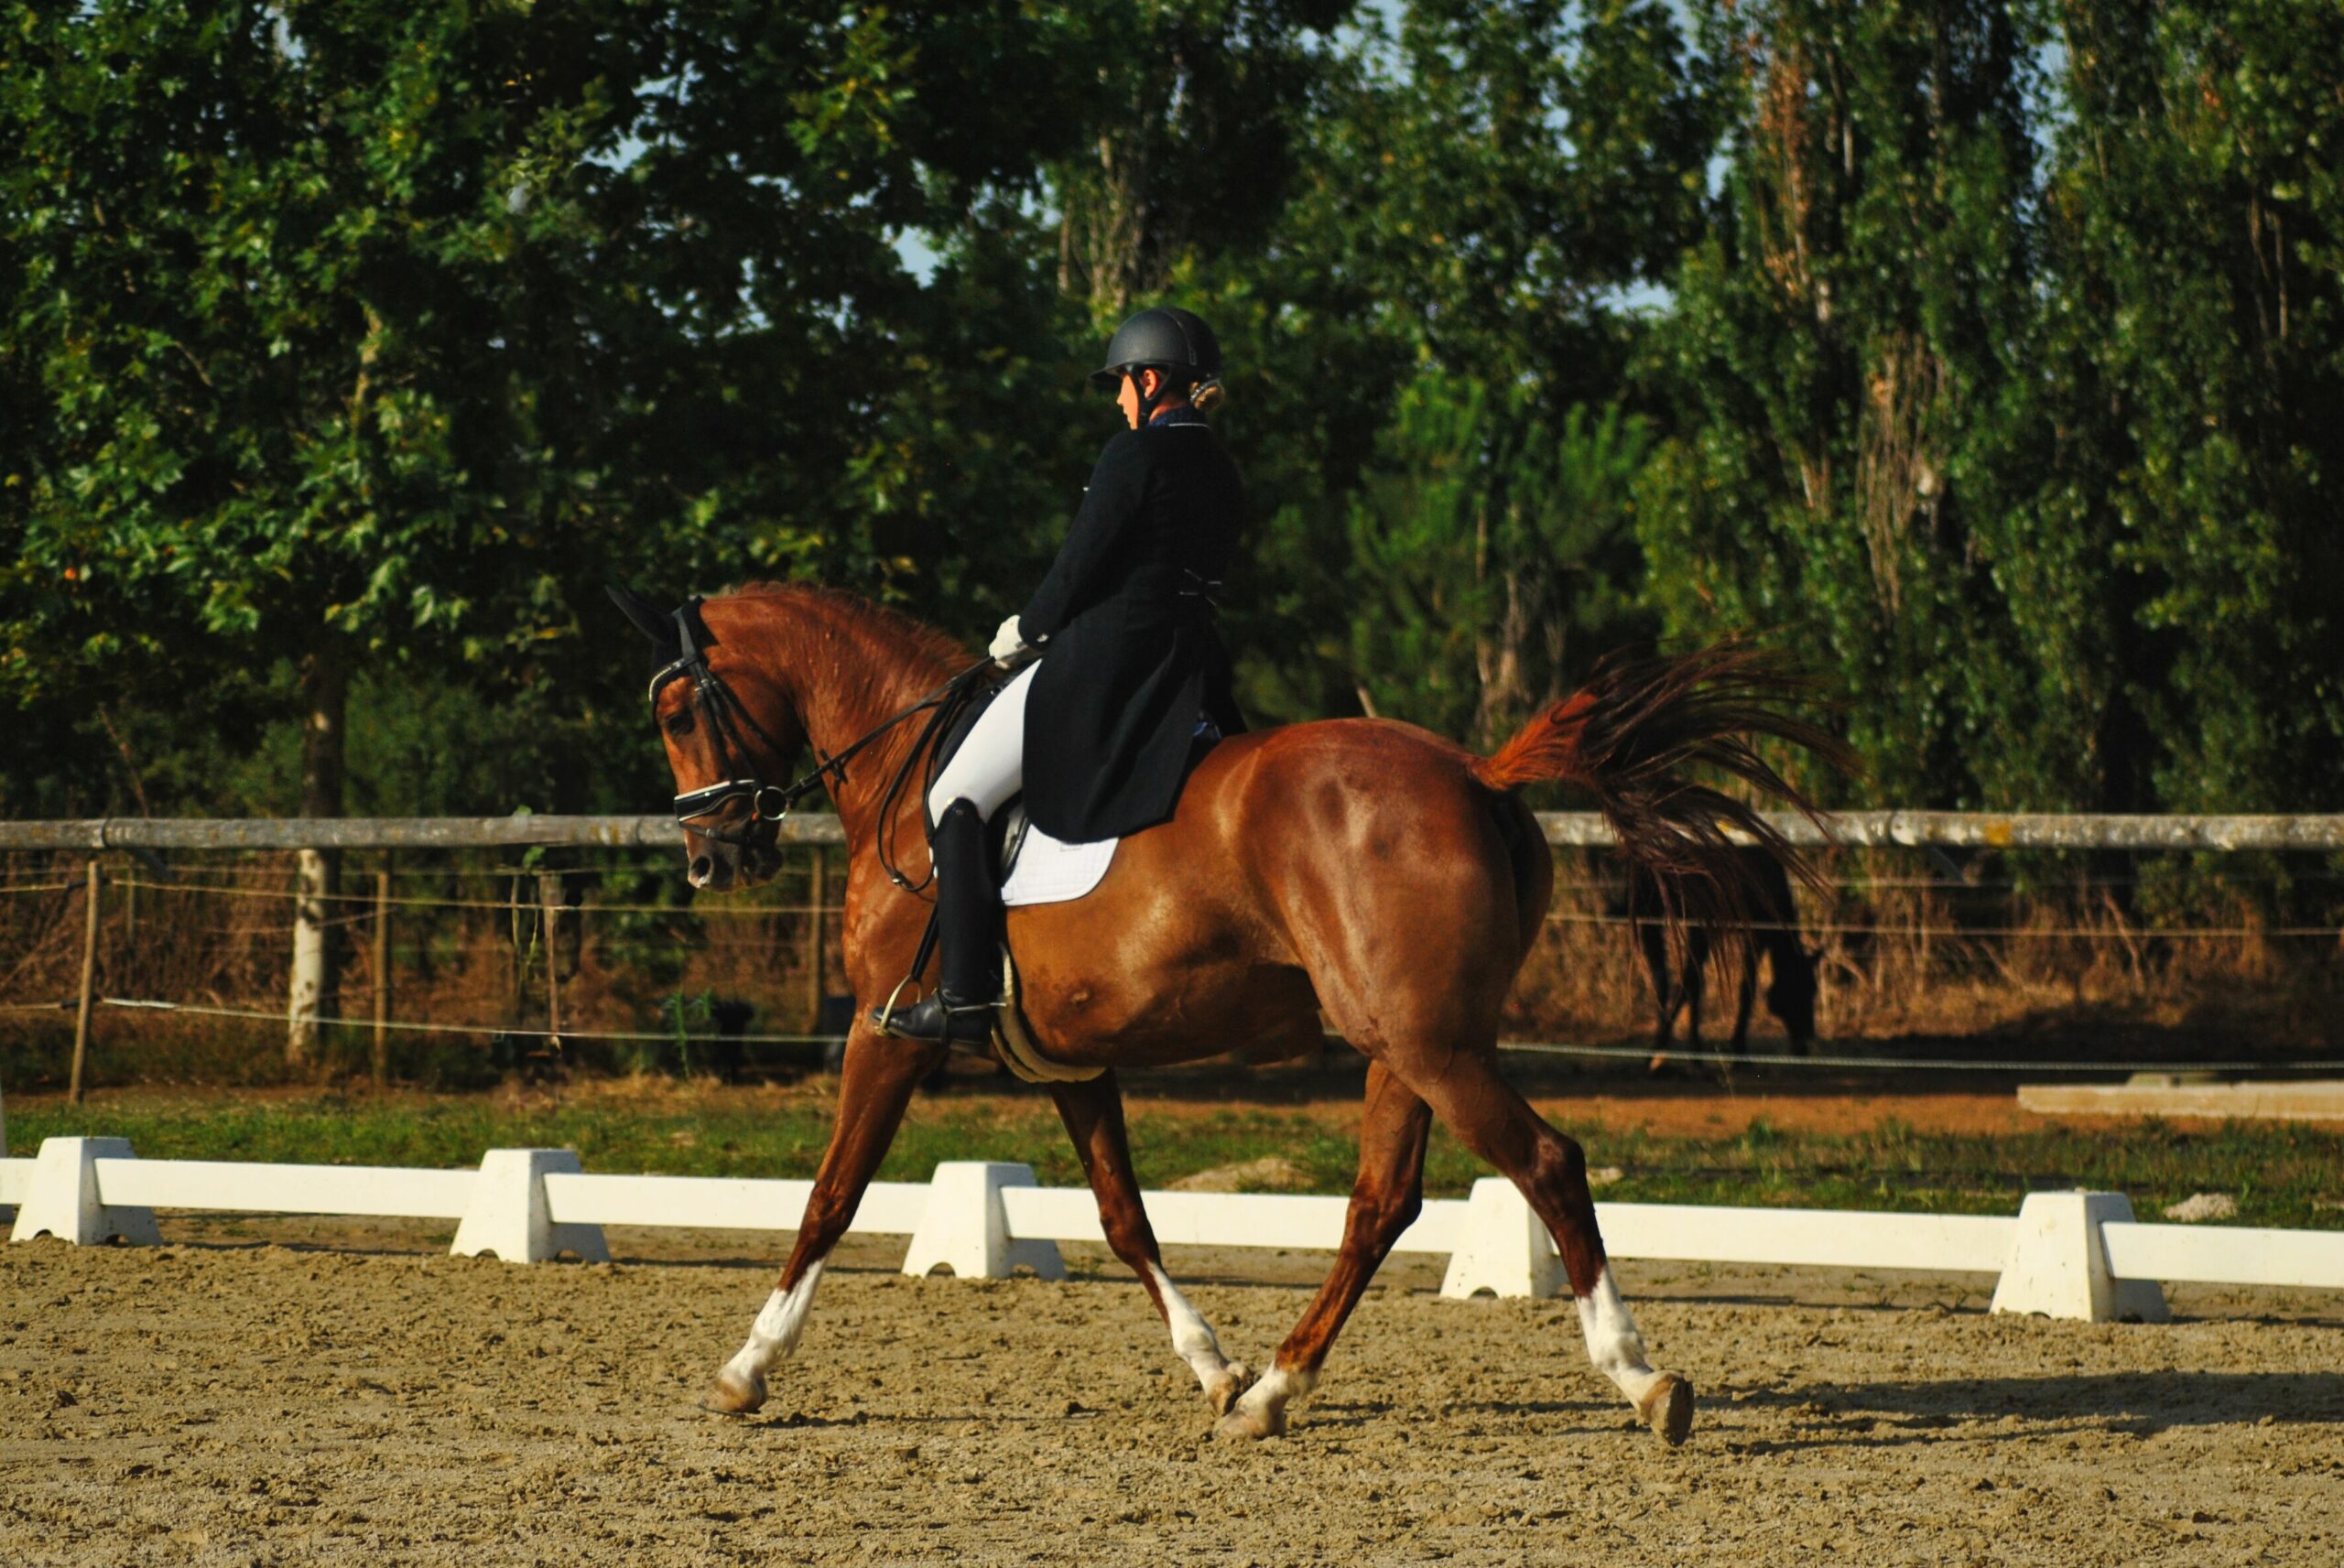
[{"left": 1147, "top": 406, "right": 1207, "bottom": 428}]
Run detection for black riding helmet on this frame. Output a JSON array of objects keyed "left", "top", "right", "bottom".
[{"left": 1089, "top": 307, "right": 1223, "bottom": 416}]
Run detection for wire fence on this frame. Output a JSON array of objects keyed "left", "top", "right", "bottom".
[
  {"left": 2, "top": 995, "right": 2338, "bottom": 1078},
  {"left": 12, "top": 867, "right": 2344, "bottom": 939},
  {"left": 4, "top": 817, "right": 2340, "bottom": 1097}
]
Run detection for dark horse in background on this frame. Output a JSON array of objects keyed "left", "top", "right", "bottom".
[
  {"left": 1630, "top": 848, "right": 1820, "bottom": 1068},
  {"left": 613, "top": 584, "right": 1841, "bottom": 1447}
]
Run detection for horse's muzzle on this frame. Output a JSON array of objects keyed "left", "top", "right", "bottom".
[{"left": 687, "top": 838, "right": 781, "bottom": 892}]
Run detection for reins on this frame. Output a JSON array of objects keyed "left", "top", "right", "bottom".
[{"left": 869, "top": 664, "right": 998, "bottom": 896}]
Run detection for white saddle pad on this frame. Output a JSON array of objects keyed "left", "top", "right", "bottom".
[{"left": 1000, "top": 818, "right": 1118, "bottom": 907}]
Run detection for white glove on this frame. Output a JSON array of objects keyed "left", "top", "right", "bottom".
[{"left": 988, "top": 613, "right": 1030, "bottom": 664}]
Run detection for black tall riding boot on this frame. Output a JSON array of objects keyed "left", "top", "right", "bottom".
[{"left": 873, "top": 798, "right": 1001, "bottom": 1046}]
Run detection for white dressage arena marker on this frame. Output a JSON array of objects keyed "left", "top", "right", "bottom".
[
  {"left": 901, "top": 1161, "right": 1067, "bottom": 1281},
  {"left": 1440, "top": 1177, "right": 1563, "bottom": 1299},
  {"left": 450, "top": 1149, "right": 610, "bottom": 1264},
  {"left": 9, "top": 1136, "right": 161, "bottom": 1247},
  {"left": 1990, "top": 1190, "right": 2169, "bottom": 1323},
  {"left": 17, "top": 1141, "right": 2337, "bottom": 1321}
]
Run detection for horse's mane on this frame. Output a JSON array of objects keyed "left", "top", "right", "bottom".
[{"left": 721, "top": 581, "right": 968, "bottom": 676}]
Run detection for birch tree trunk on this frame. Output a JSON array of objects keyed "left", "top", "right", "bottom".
[{"left": 287, "top": 650, "right": 349, "bottom": 1067}]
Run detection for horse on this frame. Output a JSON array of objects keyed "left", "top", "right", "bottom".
[
  {"left": 610, "top": 582, "right": 1840, "bottom": 1447},
  {"left": 1628, "top": 849, "right": 1819, "bottom": 1068}
]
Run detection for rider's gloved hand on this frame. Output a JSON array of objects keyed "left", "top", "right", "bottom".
[{"left": 988, "top": 614, "right": 1030, "bottom": 665}]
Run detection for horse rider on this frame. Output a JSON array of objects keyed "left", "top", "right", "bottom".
[{"left": 876, "top": 307, "right": 1250, "bottom": 1046}]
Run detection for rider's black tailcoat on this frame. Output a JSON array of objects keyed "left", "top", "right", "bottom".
[{"left": 1015, "top": 412, "right": 1246, "bottom": 843}]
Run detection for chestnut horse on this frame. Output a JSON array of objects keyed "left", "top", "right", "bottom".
[{"left": 614, "top": 583, "right": 1836, "bottom": 1446}]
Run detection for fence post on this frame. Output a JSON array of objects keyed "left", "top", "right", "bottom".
[
  {"left": 9, "top": 1136, "right": 160, "bottom": 1247},
  {"left": 538, "top": 871, "right": 564, "bottom": 1048},
  {"left": 450, "top": 1148, "right": 609, "bottom": 1264},
  {"left": 901, "top": 1162, "right": 1066, "bottom": 1280},
  {"left": 1439, "top": 1177, "right": 1564, "bottom": 1299},
  {"left": 372, "top": 861, "right": 392, "bottom": 1089},
  {"left": 1990, "top": 1190, "right": 2169, "bottom": 1323},
  {"left": 70, "top": 860, "right": 101, "bottom": 1105}
]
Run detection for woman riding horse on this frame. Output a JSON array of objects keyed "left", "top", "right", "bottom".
[{"left": 878, "top": 306, "right": 1248, "bottom": 1046}]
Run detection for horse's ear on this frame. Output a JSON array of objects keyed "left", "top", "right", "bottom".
[{"left": 606, "top": 584, "right": 674, "bottom": 647}]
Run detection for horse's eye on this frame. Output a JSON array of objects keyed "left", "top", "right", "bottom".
[{"left": 663, "top": 711, "right": 693, "bottom": 738}]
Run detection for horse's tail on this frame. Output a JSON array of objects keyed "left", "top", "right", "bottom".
[{"left": 1470, "top": 639, "right": 1852, "bottom": 956}]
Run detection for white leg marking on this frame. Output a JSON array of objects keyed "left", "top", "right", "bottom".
[
  {"left": 1220, "top": 1361, "right": 1318, "bottom": 1438},
  {"left": 1575, "top": 1263, "right": 1666, "bottom": 1406},
  {"left": 1146, "top": 1263, "right": 1249, "bottom": 1405},
  {"left": 719, "top": 1259, "right": 827, "bottom": 1392}
]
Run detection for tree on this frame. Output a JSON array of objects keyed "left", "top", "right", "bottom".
[
  {"left": 1635, "top": 0, "right": 2047, "bottom": 806},
  {"left": 1047, "top": 0, "right": 1360, "bottom": 315},
  {"left": 0, "top": 1, "right": 1121, "bottom": 1052},
  {"left": 2026, "top": 0, "right": 2344, "bottom": 815},
  {"left": 1349, "top": 376, "right": 1653, "bottom": 744},
  {"left": 1281, "top": 0, "right": 1709, "bottom": 732}
]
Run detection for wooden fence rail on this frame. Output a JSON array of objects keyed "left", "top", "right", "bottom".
[{"left": 5, "top": 810, "right": 2343, "bottom": 853}]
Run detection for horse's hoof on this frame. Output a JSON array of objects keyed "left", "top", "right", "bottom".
[
  {"left": 1206, "top": 1360, "right": 1255, "bottom": 1416},
  {"left": 1639, "top": 1373, "right": 1694, "bottom": 1447},
  {"left": 701, "top": 1368, "right": 767, "bottom": 1416},
  {"left": 1213, "top": 1399, "right": 1286, "bottom": 1443}
]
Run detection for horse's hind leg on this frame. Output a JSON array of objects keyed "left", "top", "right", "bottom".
[
  {"left": 1048, "top": 1072, "right": 1253, "bottom": 1415},
  {"left": 1724, "top": 937, "right": 1761, "bottom": 1069},
  {"left": 706, "top": 1022, "right": 946, "bottom": 1415},
  {"left": 1386, "top": 1043, "right": 1695, "bottom": 1446},
  {"left": 1218, "top": 1061, "right": 1432, "bottom": 1441}
]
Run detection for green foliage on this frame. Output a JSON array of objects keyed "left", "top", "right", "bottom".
[
  {"left": 4, "top": 1, "right": 2341, "bottom": 832},
  {"left": 1349, "top": 374, "right": 1655, "bottom": 742},
  {"left": 1636, "top": 0, "right": 2344, "bottom": 813}
]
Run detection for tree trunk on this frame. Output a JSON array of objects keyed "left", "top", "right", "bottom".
[{"left": 287, "top": 649, "right": 349, "bottom": 1067}]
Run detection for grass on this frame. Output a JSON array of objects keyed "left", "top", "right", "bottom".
[{"left": 10, "top": 1082, "right": 2341, "bottom": 1231}]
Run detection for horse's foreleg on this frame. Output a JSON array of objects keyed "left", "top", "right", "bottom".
[
  {"left": 1392, "top": 1045, "right": 1694, "bottom": 1447},
  {"left": 1218, "top": 1061, "right": 1431, "bottom": 1442},
  {"left": 1047, "top": 1071, "right": 1252, "bottom": 1415},
  {"left": 706, "top": 1023, "right": 946, "bottom": 1415}
]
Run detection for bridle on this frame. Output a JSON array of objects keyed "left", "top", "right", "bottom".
[
  {"left": 648, "top": 602, "right": 817, "bottom": 849},
  {"left": 649, "top": 599, "right": 998, "bottom": 860}
]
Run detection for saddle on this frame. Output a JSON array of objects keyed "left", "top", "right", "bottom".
[
  {"left": 931, "top": 675, "right": 1123, "bottom": 908},
  {"left": 923, "top": 673, "right": 1222, "bottom": 1084}
]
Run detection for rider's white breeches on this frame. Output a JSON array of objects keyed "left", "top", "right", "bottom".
[{"left": 928, "top": 662, "right": 1036, "bottom": 826}]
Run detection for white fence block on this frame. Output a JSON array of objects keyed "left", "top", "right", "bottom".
[
  {"left": 9, "top": 1137, "right": 161, "bottom": 1247},
  {"left": 450, "top": 1150, "right": 610, "bottom": 1264},
  {"left": 902, "top": 1162, "right": 1065, "bottom": 1281},
  {"left": 1990, "top": 1191, "right": 2169, "bottom": 1323},
  {"left": 1441, "top": 1178, "right": 1563, "bottom": 1299}
]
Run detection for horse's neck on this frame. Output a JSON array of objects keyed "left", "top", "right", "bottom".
[{"left": 751, "top": 598, "right": 955, "bottom": 848}]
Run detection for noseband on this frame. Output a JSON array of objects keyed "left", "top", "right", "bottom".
[{"left": 649, "top": 600, "right": 998, "bottom": 857}]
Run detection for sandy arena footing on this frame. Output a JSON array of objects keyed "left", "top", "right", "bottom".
[{"left": 3, "top": 1219, "right": 2339, "bottom": 1566}]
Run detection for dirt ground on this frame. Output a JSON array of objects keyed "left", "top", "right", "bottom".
[{"left": 4, "top": 1218, "right": 2339, "bottom": 1567}]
